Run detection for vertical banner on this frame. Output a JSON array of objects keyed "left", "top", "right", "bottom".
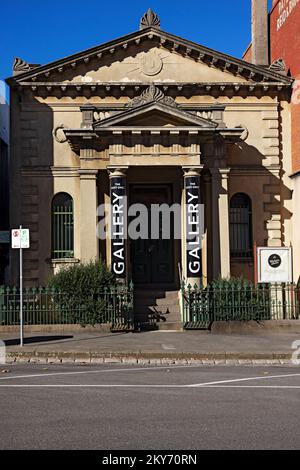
[
  {"left": 185, "top": 176, "right": 202, "bottom": 279},
  {"left": 110, "top": 176, "right": 127, "bottom": 278}
]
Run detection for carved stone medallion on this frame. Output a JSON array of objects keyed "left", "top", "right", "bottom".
[{"left": 140, "top": 51, "right": 163, "bottom": 76}]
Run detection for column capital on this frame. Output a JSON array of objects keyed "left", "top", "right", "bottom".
[
  {"left": 182, "top": 165, "right": 204, "bottom": 178},
  {"left": 78, "top": 169, "right": 98, "bottom": 179},
  {"left": 210, "top": 167, "right": 230, "bottom": 179},
  {"left": 107, "top": 166, "right": 129, "bottom": 178}
]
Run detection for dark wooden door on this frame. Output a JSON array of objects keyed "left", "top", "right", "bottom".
[{"left": 130, "top": 185, "right": 174, "bottom": 285}]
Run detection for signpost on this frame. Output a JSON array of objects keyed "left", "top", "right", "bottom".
[
  {"left": 257, "top": 246, "right": 293, "bottom": 284},
  {"left": 11, "top": 226, "right": 30, "bottom": 346}
]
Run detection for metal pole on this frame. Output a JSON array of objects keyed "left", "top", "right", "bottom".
[
  {"left": 19, "top": 225, "right": 23, "bottom": 347},
  {"left": 253, "top": 240, "right": 258, "bottom": 287}
]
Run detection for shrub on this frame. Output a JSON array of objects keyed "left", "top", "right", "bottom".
[
  {"left": 208, "top": 277, "right": 271, "bottom": 321},
  {"left": 47, "top": 259, "right": 115, "bottom": 325}
]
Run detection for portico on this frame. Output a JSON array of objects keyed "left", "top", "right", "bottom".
[{"left": 62, "top": 85, "right": 243, "bottom": 288}]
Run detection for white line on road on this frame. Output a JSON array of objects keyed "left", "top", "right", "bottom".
[
  {"left": 1, "top": 368, "right": 300, "bottom": 389},
  {"left": 0, "top": 384, "right": 300, "bottom": 389},
  {"left": 194, "top": 385, "right": 300, "bottom": 389},
  {"left": 188, "top": 372, "right": 300, "bottom": 387},
  {"left": 161, "top": 344, "right": 176, "bottom": 350},
  {"left": 0, "top": 364, "right": 196, "bottom": 381}
]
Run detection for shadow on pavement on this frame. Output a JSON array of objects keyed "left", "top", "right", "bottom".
[{"left": 3, "top": 335, "right": 74, "bottom": 346}]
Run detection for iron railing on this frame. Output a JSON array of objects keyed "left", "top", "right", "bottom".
[
  {"left": 0, "top": 284, "right": 134, "bottom": 329},
  {"left": 181, "top": 281, "right": 300, "bottom": 329}
]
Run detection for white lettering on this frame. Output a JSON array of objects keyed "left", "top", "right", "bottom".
[
  {"left": 113, "top": 262, "right": 125, "bottom": 275},
  {"left": 189, "top": 261, "right": 201, "bottom": 274},
  {"left": 277, "top": 0, "right": 299, "bottom": 31}
]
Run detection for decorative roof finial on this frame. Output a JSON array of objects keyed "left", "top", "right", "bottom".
[
  {"left": 269, "top": 58, "right": 287, "bottom": 75},
  {"left": 140, "top": 8, "right": 160, "bottom": 30},
  {"left": 13, "top": 57, "right": 30, "bottom": 75}
]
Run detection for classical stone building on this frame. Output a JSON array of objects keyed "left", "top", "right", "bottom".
[{"left": 6, "top": 9, "right": 294, "bottom": 303}]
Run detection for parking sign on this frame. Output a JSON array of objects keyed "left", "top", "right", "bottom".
[{"left": 11, "top": 229, "right": 30, "bottom": 249}]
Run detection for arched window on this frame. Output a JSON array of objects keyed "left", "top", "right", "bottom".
[
  {"left": 52, "top": 193, "right": 74, "bottom": 259},
  {"left": 230, "top": 193, "right": 253, "bottom": 258}
]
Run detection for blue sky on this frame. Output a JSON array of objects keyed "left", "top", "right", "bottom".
[{"left": 0, "top": 0, "right": 273, "bottom": 82}]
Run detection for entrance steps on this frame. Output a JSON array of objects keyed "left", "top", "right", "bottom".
[{"left": 134, "top": 289, "right": 182, "bottom": 331}]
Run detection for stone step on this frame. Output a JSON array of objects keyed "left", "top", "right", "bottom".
[
  {"left": 134, "top": 290, "right": 179, "bottom": 300},
  {"left": 134, "top": 290, "right": 167, "bottom": 299},
  {"left": 165, "top": 291, "right": 180, "bottom": 300},
  {"left": 157, "top": 322, "right": 183, "bottom": 331},
  {"left": 134, "top": 304, "right": 180, "bottom": 315},
  {"left": 154, "top": 302, "right": 180, "bottom": 312},
  {"left": 156, "top": 297, "right": 179, "bottom": 307}
]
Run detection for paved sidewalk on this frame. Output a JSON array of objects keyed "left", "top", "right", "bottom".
[{"left": 1, "top": 330, "right": 300, "bottom": 365}]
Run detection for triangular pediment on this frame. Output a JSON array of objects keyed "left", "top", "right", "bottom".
[
  {"left": 93, "top": 95, "right": 218, "bottom": 129},
  {"left": 7, "top": 25, "right": 293, "bottom": 86}
]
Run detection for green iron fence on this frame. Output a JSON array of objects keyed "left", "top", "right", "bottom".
[
  {"left": 181, "top": 281, "right": 300, "bottom": 329},
  {"left": 0, "top": 283, "right": 134, "bottom": 329}
]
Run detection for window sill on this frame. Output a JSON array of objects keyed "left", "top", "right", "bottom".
[{"left": 50, "top": 258, "right": 80, "bottom": 265}]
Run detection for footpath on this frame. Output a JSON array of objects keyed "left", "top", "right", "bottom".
[{"left": 1, "top": 329, "right": 300, "bottom": 365}]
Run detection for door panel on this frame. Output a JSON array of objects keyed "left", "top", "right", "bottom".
[{"left": 130, "top": 185, "right": 174, "bottom": 285}]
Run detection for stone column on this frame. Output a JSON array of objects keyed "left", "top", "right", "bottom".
[
  {"left": 108, "top": 168, "right": 128, "bottom": 280},
  {"left": 79, "top": 169, "right": 99, "bottom": 263},
  {"left": 210, "top": 168, "right": 231, "bottom": 279},
  {"left": 183, "top": 167, "right": 204, "bottom": 287}
]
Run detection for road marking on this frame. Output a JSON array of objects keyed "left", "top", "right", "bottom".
[
  {"left": 188, "top": 372, "right": 300, "bottom": 387},
  {"left": 195, "top": 385, "right": 300, "bottom": 389},
  {"left": 1, "top": 368, "right": 300, "bottom": 390},
  {"left": 161, "top": 344, "right": 176, "bottom": 350},
  {"left": 0, "top": 384, "right": 186, "bottom": 388},
  {"left": 0, "top": 364, "right": 196, "bottom": 381},
  {"left": 0, "top": 384, "right": 300, "bottom": 389}
]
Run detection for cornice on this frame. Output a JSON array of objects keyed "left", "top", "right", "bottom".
[
  {"left": 6, "top": 27, "right": 293, "bottom": 86},
  {"left": 15, "top": 81, "right": 291, "bottom": 98}
]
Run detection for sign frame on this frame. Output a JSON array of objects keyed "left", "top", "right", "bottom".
[
  {"left": 257, "top": 246, "right": 293, "bottom": 284},
  {"left": 11, "top": 229, "right": 30, "bottom": 249}
]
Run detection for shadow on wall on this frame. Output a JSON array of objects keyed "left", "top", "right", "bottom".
[
  {"left": 9, "top": 94, "right": 54, "bottom": 287},
  {"left": 227, "top": 128, "right": 293, "bottom": 280}
]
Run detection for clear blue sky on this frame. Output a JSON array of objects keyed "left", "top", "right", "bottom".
[{"left": 0, "top": 0, "right": 273, "bottom": 81}]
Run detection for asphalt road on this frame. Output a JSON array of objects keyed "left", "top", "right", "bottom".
[{"left": 0, "top": 364, "right": 300, "bottom": 450}]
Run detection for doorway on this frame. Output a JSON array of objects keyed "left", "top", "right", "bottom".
[{"left": 129, "top": 184, "right": 175, "bottom": 286}]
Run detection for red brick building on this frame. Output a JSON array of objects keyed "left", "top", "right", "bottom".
[
  {"left": 244, "top": 0, "right": 300, "bottom": 173},
  {"left": 244, "top": 0, "right": 300, "bottom": 280},
  {"left": 270, "top": 0, "right": 300, "bottom": 174}
]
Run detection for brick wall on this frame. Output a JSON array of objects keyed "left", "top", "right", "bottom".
[
  {"left": 270, "top": 0, "right": 300, "bottom": 173},
  {"left": 270, "top": 0, "right": 300, "bottom": 77}
]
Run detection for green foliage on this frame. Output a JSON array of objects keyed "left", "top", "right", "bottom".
[
  {"left": 182, "top": 277, "right": 272, "bottom": 324},
  {"left": 47, "top": 259, "right": 115, "bottom": 325},
  {"left": 208, "top": 277, "right": 271, "bottom": 321}
]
